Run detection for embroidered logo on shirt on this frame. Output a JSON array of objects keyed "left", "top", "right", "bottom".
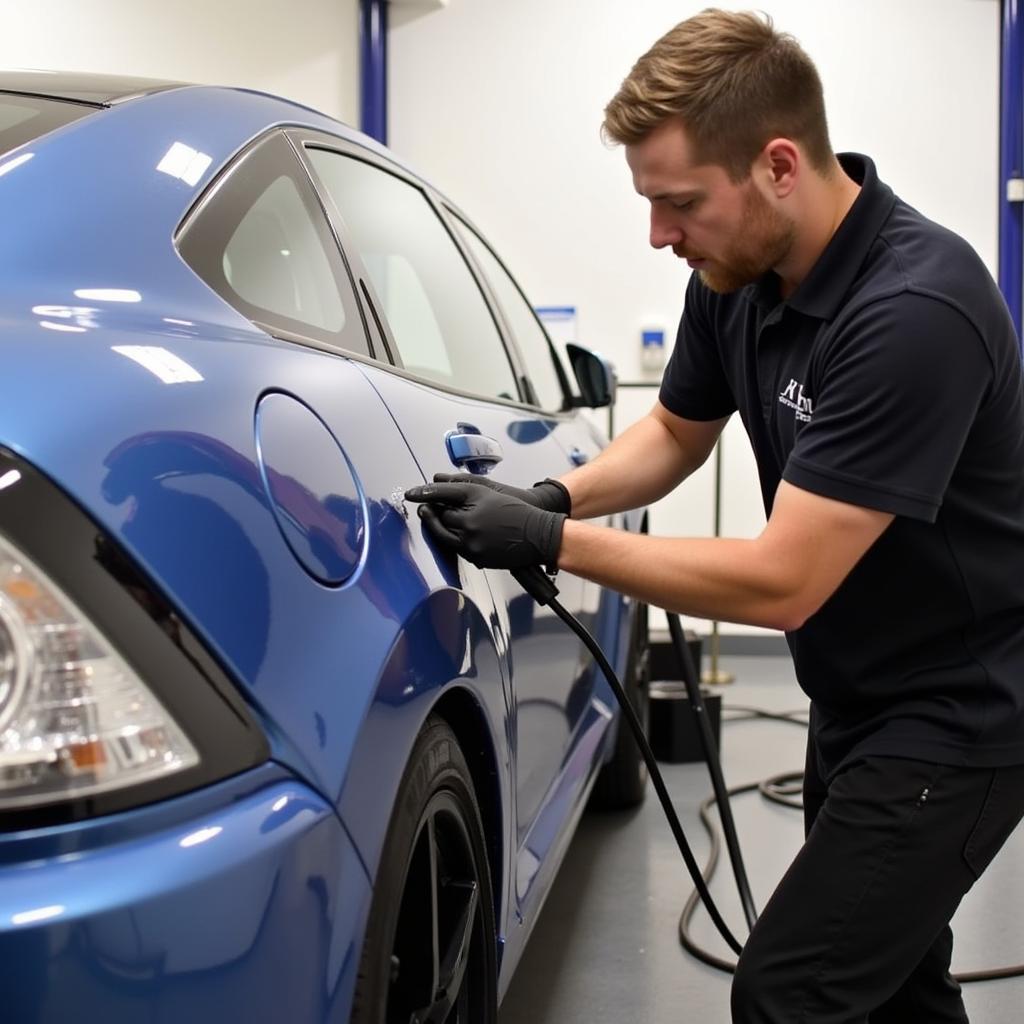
[{"left": 778, "top": 378, "right": 814, "bottom": 422}]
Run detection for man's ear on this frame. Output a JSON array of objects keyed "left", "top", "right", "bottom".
[{"left": 759, "top": 138, "right": 799, "bottom": 198}]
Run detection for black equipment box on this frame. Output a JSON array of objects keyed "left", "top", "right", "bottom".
[{"left": 648, "top": 634, "right": 723, "bottom": 763}]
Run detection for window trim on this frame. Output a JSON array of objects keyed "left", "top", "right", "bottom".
[
  {"left": 440, "top": 203, "right": 574, "bottom": 413},
  {"left": 418, "top": 186, "right": 536, "bottom": 403},
  {"left": 301, "top": 138, "right": 526, "bottom": 398},
  {"left": 290, "top": 129, "right": 569, "bottom": 410},
  {"left": 286, "top": 136, "right": 407, "bottom": 373},
  {"left": 174, "top": 128, "right": 373, "bottom": 360},
  {"left": 329, "top": 344, "right": 576, "bottom": 414}
]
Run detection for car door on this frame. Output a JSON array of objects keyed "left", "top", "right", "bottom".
[{"left": 297, "top": 139, "right": 611, "bottom": 904}]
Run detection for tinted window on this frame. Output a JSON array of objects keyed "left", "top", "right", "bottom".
[
  {"left": 307, "top": 149, "right": 520, "bottom": 402},
  {"left": 0, "top": 94, "right": 95, "bottom": 159},
  {"left": 449, "top": 214, "right": 567, "bottom": 411},
  {"left": 179, "top": 132, "right": 368, "bottom": 356}
]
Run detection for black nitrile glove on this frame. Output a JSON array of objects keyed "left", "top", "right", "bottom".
[
  {"left": 431, "top": 473, "right": 571, "bottom": 515},
  {"left": 405, "top": 481, "right": 566, "bottom": 571}
]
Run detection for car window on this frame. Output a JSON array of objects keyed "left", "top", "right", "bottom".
[
  {"left": 306, "top": 149, "right": 520, "bottom": 402},
  {"left": 448, "top": 213, "right": 568, "bottom": 411},
  {"left": 0, "top": 94, "right": 96, "bottom": 160},
  {"left": 178, "top": 132, "right": 369, "bottom": 357}
]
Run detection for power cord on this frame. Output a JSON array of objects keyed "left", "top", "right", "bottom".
[
  {"left": 510, "top": 566, "right": 745, "bottom": 956},
  {"left": 509, "top": 566, "right": 1024, "bottom": 984},
  {"left": 678, "top": 707, "right": 1024, "bottom": 983}
]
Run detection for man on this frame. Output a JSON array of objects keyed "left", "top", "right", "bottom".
[{"left": 406, "top": 9, "right": 1024, "bottom": 1022}]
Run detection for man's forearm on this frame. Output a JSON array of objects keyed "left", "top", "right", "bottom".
[
  {"left": 557, "top": 519, "right": 804, "bottom": 631},
  {"left": 559, "top": 412, "right": 711, "bottom": 519}
]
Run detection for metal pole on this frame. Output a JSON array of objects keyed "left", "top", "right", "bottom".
[
  {"left": 1000, "top": 0, "right": 1023, "bottom": 349},
  {"left": 360, "top": 0, "right": 388, "bottom": 145},
  {"left": 702, "top": 438, "right": 735, "bottom": 685}
]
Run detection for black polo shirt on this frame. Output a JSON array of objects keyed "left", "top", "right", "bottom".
[{"left": 660, "top": 153, "right": 1024, "bottom": 776}]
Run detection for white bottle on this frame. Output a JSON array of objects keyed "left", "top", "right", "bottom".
[{"left": 641, "top": 328, "right": 666, "bottom": 373}]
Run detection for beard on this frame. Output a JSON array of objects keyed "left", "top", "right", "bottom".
[{"left": 697, "top": 185, "right": 795, "bottom": 294}]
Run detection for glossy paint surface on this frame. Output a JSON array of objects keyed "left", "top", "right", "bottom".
[
  {"left": 255, "top": 391, "right": 368, "bottom": 585},
  {"left": 0, "top": 766, "right": 370, "bottom": 1022},
  {"left": 0, "top": 79, "right": 637, "bottom": 1020}
]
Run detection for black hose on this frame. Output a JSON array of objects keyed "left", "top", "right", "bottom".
[
  {"left": 679, "top": 781, "right": 764, "bottom": 974},
  {"left": 666, "top": 612, "right": 758, "bottom": 932},
  {"left": 540, "top": 586, "right": 745, "bottom": 956}
]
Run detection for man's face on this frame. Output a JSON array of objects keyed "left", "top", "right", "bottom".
[{"left": 625, "top": 119, "right": 795, "bottom": 293}]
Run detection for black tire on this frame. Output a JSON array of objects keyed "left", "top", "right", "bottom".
[
  {"left": 589, "top": 599, "right": 650, "bottom": 810},
  {"left": 351, "top": 716, "right": 498, "bottom": 1024}
]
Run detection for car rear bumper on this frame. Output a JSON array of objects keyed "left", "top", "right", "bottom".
[{"left": 0, "top": 764, "right": 370, "bottom": 1023}]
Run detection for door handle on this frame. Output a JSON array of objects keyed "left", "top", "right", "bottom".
[{"left": 445, "top": 423, "right": 503, "bottom": 474}]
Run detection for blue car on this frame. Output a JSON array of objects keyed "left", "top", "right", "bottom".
[{"left": 0, "top": 71, "right": 648, "bottom": 1022}]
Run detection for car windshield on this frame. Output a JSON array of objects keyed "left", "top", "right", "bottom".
[{"left": 0, "top": 92, "right": 96, "bottom": 160}]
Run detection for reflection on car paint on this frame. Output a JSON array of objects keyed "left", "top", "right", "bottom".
[
  {"left": 255, "top": 391, "right": 367, "bottom": 585},
  {"left": 505, "top": 417, "right": 560, "bottom": 445},
  {"left": 102, "top": 431, "right": 273, "bottom": 678}
]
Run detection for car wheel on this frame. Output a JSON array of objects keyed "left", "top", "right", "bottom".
[
  {"left": 589, "top": 599, "right": 650, "bottom": 810},
  {"left": 351, "top": 715, "right": 498, "bottom": 1024}
]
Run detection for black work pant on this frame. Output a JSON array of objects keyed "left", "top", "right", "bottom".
[{"left": 730, "top": 744, "right": 1024, "bottom": 1023}]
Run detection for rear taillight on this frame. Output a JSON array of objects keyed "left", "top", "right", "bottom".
[{"left": 0, "top": 532, "right": 198, "bottom": 809}]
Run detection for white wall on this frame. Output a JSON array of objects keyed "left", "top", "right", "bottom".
[
  {"left": 390, "top": 0, "right": 1001, "bottom": 638},
  {"left": 0, "top": 0, "right": 361, "bottom": 124}
]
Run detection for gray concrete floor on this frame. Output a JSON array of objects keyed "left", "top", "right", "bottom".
[{"left": 498, "top": 655, "right": 1024, "bottom": 1024}]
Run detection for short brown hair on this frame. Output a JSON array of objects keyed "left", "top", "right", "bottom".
[{"left": 603, "top": 9, "right": 833, "bottom": 181}]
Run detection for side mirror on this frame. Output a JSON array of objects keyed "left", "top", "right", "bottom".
[{"left": 566, "top": 343, "right": 617, "bottom": 409}]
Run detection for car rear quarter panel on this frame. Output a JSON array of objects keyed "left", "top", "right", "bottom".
[{"left": 0, "top": 766, "right": 370, "bottom": 1023}]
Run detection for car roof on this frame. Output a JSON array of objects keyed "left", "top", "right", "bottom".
[
  {"left": 0, "top": 68, "right": 187, "bottom": 105},
  {"left": 0, "top": 69, "right": 427, "bottom": 187}
]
